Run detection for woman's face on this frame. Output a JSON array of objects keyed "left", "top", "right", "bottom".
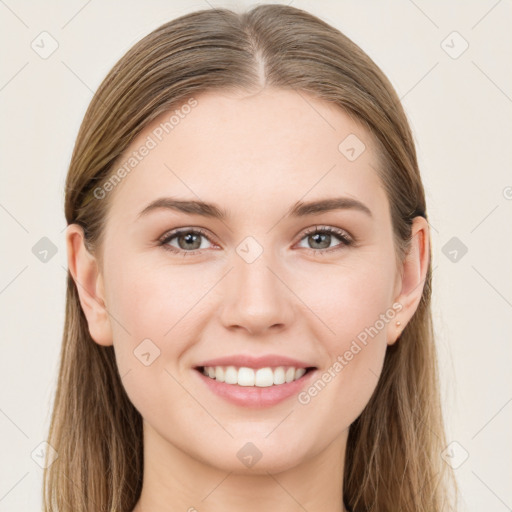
[{"left": 70, "top": 87, "right": 425, "bottom": 474}]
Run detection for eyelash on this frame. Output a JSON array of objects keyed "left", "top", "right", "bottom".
[{"left": 157, "top": 225, "right": 354, "bottom": 257}]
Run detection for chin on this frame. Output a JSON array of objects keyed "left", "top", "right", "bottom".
[{"left": 198, "top": 434, "right": 313, "bottom": 475}]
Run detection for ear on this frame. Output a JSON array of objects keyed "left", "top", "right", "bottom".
[
  {"left": 388, "top": 216, "right": 430, "bottom": 346},
  {"left": 65, "top": 224, "right": 113, "bottom": 346}
]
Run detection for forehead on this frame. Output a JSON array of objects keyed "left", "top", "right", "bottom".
[{"left": 105, "top": 87, "right": 388, "bottom": 225}]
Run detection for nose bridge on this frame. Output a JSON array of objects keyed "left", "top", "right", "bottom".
[{"left": 219, "top": 235, "right": 293, "bottom": 334}]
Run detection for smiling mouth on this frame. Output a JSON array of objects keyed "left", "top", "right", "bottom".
[{"left": 195, "top": 365, "right": 316, "bottom": 387}]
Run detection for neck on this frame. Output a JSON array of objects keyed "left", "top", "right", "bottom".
[{"left": 133, "top": 421, "right": 349, "bottom": 512}]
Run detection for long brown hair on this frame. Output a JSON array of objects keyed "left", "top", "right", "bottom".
[{"left": 44, "top": 4, "right": 458, "bottom": 511}]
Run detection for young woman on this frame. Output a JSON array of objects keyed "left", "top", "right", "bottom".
[{"left": 44, "top": 4, "right": 458, "bottom": 511}]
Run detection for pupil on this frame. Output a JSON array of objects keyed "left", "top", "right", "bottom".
[
  {"left": 179, "top": 232, "right": 200, "bottom": 250},
  {"left": 311, "top": 233, "right": 329, "bottom": 249}
]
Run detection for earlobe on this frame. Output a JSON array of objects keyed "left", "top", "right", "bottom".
[
  {"left": 65, "top": 224, "right": 113, "bottom": 346},
  {"left": 387, "top": 217, "right": 430, "bottom": 346}
]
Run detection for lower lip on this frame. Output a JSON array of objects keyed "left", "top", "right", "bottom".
[{"left": 194, "top": 368, "right": 317, "bottom": 408}]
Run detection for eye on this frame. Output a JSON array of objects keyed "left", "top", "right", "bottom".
[
  {"left": 158, "top": 225, "right": 353, "bottom": 257},
  {"left": 296, "top": 225, "right": 353, "bottom": 254},
  {"left": 158, "top": 227, "right": 216, "bottom": 256}
]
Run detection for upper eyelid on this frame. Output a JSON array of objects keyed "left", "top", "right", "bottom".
[
  {"left": 159, "top": 226, "right": 212, "bottom": 241},
  {"left": 301, "top": 225, "right": 351, "bottom": 238}
]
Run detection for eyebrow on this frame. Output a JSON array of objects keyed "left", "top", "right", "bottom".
[{"left": 137, "top": 196, "right": 372, "bottom": 221}]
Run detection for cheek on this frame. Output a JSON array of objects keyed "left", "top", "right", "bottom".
[
  {"left": 293, "top": 251, "right": 396, "bottom": 348},
  {"left": 104, "top": 256, "right": 196, "bottom": 400},
  {"left": 106, "top": 251, "right": 202, "bottom": 340},
  {"left": 292, "top": 254, "right": 396, "bottom": 417}
]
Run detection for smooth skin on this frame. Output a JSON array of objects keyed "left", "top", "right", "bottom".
[{"left": 66, "top": 87, "right": 429, "bottom": 512}]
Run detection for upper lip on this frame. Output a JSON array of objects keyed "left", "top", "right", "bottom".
[{"left": 195, "top": 354, "right": 316, "bottom": 370}]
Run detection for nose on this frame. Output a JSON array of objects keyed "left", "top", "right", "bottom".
[{"left": 219, "top": 249, "right": 295, "bottom": 336}]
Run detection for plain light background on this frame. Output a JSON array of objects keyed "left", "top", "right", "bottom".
[{"left": 0, "top": 1, "right": 511, "bottom": 510}]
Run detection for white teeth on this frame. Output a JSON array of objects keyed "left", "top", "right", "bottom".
[
  {"left": 201, "top": 365, "right": 310, "bottom": 387},
  {"left": 224, "top": 366, "right": 238, "bottom": 385},
  {"left": 255, "top": 368, "right": 274, "bottom": 387},
  {"left": 216, "top": 366, "right": 225, "bottom": 383},
  {"left": 238, "top": 367, "right": 255, "bottom": 386},
  {"left": 295, "top": 368, "right": 306, "bottom": 379},
  {"left": 273, "top": 366, "right": 285, "bottom": 385}
]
